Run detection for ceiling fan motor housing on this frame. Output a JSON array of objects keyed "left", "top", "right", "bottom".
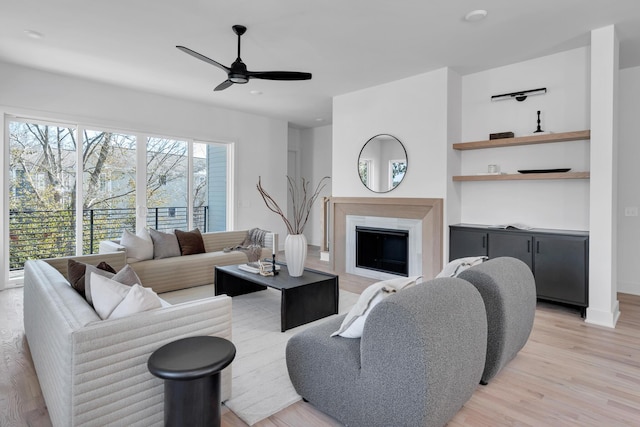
[{"left": 229, "top": 59, "right": 249, "bottom": 83}]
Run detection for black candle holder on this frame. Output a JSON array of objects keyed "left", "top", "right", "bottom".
[
  {"left": 272, "top": 253, "right": 279, "bottom": 275},
  {"left": 534, "top": 110, "right": 544, "bottom": 133}
]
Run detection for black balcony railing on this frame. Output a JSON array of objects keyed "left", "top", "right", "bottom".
[{"left": 9, "top": 206, "right": 208, "bottom": 270}]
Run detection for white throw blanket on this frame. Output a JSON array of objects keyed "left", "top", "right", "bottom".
[{"left": 223, "top": 228, "right": 268, "bottom": 262}]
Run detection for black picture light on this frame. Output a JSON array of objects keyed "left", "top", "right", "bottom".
[{"left": 491, "top": 87, "right": 547, "bottom": 102}]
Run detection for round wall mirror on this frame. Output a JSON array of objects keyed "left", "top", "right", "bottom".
[{"left": 358, "top": 134, "right": 407, "bottom": 193}]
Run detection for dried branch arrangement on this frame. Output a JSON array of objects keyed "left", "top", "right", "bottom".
[{"left": 257, "top": 175, "right": 330, "bottom": 235}]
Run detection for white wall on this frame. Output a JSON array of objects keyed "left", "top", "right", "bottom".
[
  {"left": 333, "top": 68, "right": 451, "bottom": 199},
  {"left": 0, "top": 61, "right": 290, "bottom": 244},
  {"left": 460, "top": 47, "right": 591, "bottom": 230},
  {"left": 617, "top": 65, "right": 640, "bottom": 295},
  {"left": 299, "top": 125, "right": 332, "bottom": 246}
]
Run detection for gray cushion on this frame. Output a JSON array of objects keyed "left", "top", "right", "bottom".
[
  {"left": 149, "top": 228, "right": 181, "bottom": 259},
  {"left": 67, "top": 259, "right": 116, "bottom": 299}
]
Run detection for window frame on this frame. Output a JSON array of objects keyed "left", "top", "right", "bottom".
[{"left": 2, "top": 112, "right": 234, "bottom": 288}]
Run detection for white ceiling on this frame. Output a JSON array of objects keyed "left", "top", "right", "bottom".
[{"left": 2, "top": 0, "right": 640, "bottom": 128}]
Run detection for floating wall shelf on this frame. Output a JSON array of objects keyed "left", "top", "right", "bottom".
[
  {"left": 453, "top": 130, "right": 591, "bottom": 151},
  {"left": 452, "top": 129, "right": 591, "bottom": 182},
  {"left": 453, "top": 172, "right": 590, "bottom": 182}
]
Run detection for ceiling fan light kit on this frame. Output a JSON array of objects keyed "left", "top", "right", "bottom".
[
  {"left": 465, "top": 9, "right": 488, "bottom": 22},
  {"left": 177, "top": 24, "right": 312, "bottom": 92},
  {"left": 491, "top": 87, "right": 547, "bottom": 102}
]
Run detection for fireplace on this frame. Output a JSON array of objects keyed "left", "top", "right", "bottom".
[
  {"left": 330, "top": 197, "right": 443, "bottom": 280},
  {"left": 356, "top": 226, "right": 409, "bottom": 276}
]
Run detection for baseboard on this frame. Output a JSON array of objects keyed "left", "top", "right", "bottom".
[
  {"left": 617, "top": 280, "right": 640, "bottom": 296},
  {"left": 585, "top": 300, "right": 620, "bottom": 328}
]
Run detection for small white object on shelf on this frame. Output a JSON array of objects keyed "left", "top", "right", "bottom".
[{"left": 525, "top": 131, "right": 553, "bottom": 136}]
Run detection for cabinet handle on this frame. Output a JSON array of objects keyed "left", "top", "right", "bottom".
[
  {"left": 536, "top": 241, "right": 540, "bottom": 254},
  {"left": 527, "top": 240, "right": 530, "bottom": 253}
]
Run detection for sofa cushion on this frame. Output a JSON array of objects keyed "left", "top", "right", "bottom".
[
  {"left": 91, "top": 273, "right": 161, "bottom": 320},
  {"left": 121, "top": 228, "right": 154, "bottom": 262},
  {"left": 331, "top": 276, "right": 421, "bottom": 338},
  {"left": 91, "top": 273, "right": 132, "bottom": 319},
  {"left": 129, "top": 250, "right": 249, "bottom": 294},
  {"left": 85, "top": 264, "right": 142, "bottom": 305},
  {"left": 109, "top": 284, "right": 163, "bottom": 319},
  {"left": 175, "top": 228, "right": 206, "bottom": 255},
  {"left": 149, "top": 228, "right": 181, "bottom": 259},
  {"left": 68, "top": 259, "right": 116, "bottom": 299}
]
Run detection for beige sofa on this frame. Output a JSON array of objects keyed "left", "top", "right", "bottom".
[
  {"left": 99, "top": 230, "right": 277, "bottom": 293},
  {"left": 23, "top": 251, "right": 233, "bottom": 427}
]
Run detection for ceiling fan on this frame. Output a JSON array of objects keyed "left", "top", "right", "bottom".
[{"left": 176, "top": 25, "right": 312, "bottom": 91}]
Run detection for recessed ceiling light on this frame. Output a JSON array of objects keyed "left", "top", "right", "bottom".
[
  {"left": 249, "top": 90, "right": 263, "bottom": 96},
  {"left": 464, "top": 9, "right": 488, "bottom": 22},
  {"left": 24, "top": 29, "right": 44, "bottom": 39},
  {"left": 315, "top": 118, "right": 325, "bottom": 122}
]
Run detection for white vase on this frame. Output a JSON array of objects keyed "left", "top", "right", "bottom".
[{"left": 284, "top": 234, "right": 307, "bottom": 277}]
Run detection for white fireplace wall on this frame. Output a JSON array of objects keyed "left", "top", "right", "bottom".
[{"left": 346, "top": 215, "right": 422, "bottom": 280}]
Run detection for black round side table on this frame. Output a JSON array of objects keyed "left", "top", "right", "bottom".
[{"left": 148, "top": 336, "right": 236, "bottom": 427}]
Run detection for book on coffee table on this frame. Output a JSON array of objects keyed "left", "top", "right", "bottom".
[{"left": 238, "top": 262, "right": 280, "bottom": 274}]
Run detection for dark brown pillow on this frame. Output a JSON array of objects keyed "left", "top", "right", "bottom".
[
  {"left": 68, "top": 259, "right": 117, "bottom": 298},
  {"left": 174, "top": 228, "right": 206, "bottom": 255}
]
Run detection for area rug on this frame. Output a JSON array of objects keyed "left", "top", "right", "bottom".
[{"left": 162, "top": 285, "right": 359, "bottom": 426}]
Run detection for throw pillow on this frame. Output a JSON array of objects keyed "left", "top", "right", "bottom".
[
  {"left": 109, "top": 284, "right": 162, "bottom": 320},
  {"left": 175, "top": 228, "right": 206, "bottom": 255},
  {"left": 91, "top": 274, "right": 160, "bottom": 320},
  {"left": 149, "top": 228, "right": 181, "bottom": 259},
  {"left": 91, "top": 273, "right": 132, "bottom": 319},
  {"left": 84, "top": 264, "right": 142, "bottom": 305},
  {"left": 436, "top": 256, "right": 488, "bottom": 278},
  {"left": 120, "top": 228, "right": 154, "bottom": 262},
  {"left": 331, "top": 275, "right": 422, "bottom": 338},
  {"left": 68, "top": 259, "right": 117, "bottom": 299}
]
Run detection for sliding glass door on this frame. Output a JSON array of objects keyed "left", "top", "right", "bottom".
[
  {"left": 5, "top": 116, "right": 232, "bottom": 275},
  {"left": 8, "top": 119, "right": 78, "bottom": 269},
  {"left": 82, "top": 130, "right": 137, "bottom": 253},
  {"left": 146, "top": 137, "right": 188, "bottom": 231}
]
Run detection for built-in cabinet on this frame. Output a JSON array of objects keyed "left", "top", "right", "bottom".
[{"left": 450, "top": 224, "right": 589, "bottom": 315}]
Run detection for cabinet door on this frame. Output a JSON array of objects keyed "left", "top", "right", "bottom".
[
  {"left": 487, "top": 232, "right": 533, "bottom": 269},
  {"left": 534, "top": 236, "right": 588, "bottom": 306},
  {"left": 449, "top": 229, "right": 487, "bottom": 261}
]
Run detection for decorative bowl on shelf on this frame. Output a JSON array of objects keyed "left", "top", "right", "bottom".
[{"left": 517, "top": 168, "right": 571, "bottom": 174}]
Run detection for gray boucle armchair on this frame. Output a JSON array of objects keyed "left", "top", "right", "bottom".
[
  {"left": 458, "top": 256, "right": 536, "bottom": 384},
  {"left": 286, "top": 278, "right": 488, "bottom": 427}
]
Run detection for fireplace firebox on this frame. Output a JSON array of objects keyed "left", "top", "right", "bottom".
[{"left": 356, "top": 226, "right": 409, "bottom": 276}]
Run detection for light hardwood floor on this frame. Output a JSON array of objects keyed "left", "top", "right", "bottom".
[{"left": 2, "top": 250, "right": 640, "bottom": 426}]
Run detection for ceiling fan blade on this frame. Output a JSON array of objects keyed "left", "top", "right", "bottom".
[
  {"left": 247, "top": 71, "right": 312, "bottom": 81},
  {"left": 176, "top": 46, "right": 230, "bottom": 72},
  {"left": 214, "top": 80, "right": 233, "bottom": 91}
]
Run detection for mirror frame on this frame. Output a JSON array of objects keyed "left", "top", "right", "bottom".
[{"left": 357, "top": 134, "right": 408, "bottom": 193}]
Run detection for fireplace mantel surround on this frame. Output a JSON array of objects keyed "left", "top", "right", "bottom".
[{"left": 330, "top": 197, "right": 443, "bottom": 279}]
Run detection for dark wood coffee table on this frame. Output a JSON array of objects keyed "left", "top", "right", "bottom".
[{"left": 214, "top": 264, "right": 339, "bottom": 332}]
